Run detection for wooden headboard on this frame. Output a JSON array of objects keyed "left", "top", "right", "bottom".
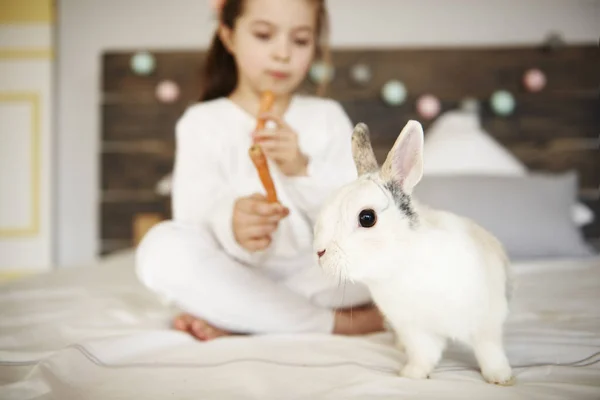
[{"left": 101, "top": 44, "right": 599, "bottom": 255}]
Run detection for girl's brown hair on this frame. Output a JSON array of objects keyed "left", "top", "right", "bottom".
[{"left": 199, "top": 0, "right": 330, "bottom": 102}]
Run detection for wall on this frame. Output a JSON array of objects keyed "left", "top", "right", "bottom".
[
  {"left": 56, "top": 0, "right": 600, "bottom": 267},
  {"left": 0, "top": 0, "right": 54, "bottom": 272}
]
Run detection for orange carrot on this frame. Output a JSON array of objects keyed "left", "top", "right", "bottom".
[
  {"left": 249, "top": 146, "right": 278, "bottom": 203},
  {"left": 249, "top": 90, "right": 279, "bottom": 203},
  {"left": 255, "top": 90, "right": 275, "bottom": 130}
]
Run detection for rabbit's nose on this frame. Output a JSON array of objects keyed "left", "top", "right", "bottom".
[{"left": 317, "top": 249, "right": 326, "bottom": 258}]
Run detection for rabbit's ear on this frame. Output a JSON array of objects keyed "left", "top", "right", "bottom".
[
  {"left": 380, "top": 120, "right": 424, "bottom": 194},
  {"left": 351, "top": 123, "right": 379, "bottom": 176}
]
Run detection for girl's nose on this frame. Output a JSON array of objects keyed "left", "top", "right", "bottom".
[{"left": 273, "top": 38, "right": 291, "bottom": 62}]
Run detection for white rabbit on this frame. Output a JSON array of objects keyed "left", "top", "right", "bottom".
[{"left": 313, "top": 120, "right": 514, "bottom": 385}]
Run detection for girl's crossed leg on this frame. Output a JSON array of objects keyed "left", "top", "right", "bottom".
[{"left": 135, "top": 221, "right": 384, "bottom": 340}]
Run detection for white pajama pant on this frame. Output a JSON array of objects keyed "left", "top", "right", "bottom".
[{"left": 135, "top": 220, "right": 372, "bottom": 334}]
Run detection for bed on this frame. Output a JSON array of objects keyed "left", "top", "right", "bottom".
[
  {"left": 1, "top": 250, "right": 599, "bottom": 399},
  {"left": 1, "top": 43, "right": 599, "bottom": 399}
]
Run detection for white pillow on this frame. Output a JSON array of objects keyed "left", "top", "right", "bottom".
[{"left": 422, "top": 110, "right": 594, "bottom": 227}]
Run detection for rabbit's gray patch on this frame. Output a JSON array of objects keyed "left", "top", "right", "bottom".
[{"left": 384, "top": 181, "right": 418, "bottom": 226}]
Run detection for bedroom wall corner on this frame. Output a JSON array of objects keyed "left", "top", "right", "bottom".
[{"left": 0, "top": 0, "right": 55, "bottom": 273}]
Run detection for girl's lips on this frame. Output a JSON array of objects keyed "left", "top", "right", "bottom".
[{"left": 269, "top": 71, "right": 290, "bottom": 79}]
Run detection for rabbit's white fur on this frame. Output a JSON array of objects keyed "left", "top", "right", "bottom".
[{"left": 313, "top": 120, "right": 514, "bottom": 385}]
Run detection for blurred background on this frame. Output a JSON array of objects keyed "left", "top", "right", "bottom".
[{"left": 0, "top": 0, "right": 598, "bottom": 276}]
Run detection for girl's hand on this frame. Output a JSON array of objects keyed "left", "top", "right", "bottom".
[
  {"left": 252, "top": 112, "right": 308, "bottom": 177},
  {"left": 233, "top": 193, "right": 289, "bottom": 252}
]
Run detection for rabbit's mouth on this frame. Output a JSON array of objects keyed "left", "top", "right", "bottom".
[{"left": 318, "top": 243, "right": 353, "bottom": 283}]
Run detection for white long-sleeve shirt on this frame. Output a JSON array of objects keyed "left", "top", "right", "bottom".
[{"left": 171, "top": 94, "right": 358, "bottom": 274}]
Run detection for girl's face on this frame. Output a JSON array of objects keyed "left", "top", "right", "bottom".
[{"left": 221, "top": 0, "right": 319, "bottom": 96}]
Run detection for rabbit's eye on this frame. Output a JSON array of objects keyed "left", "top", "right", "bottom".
[{"left": 359, "top": 209, "right": 377, "bottom": 228}]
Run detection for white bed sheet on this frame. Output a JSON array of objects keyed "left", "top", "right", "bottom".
[{"left": 0, "top": 250, "right": 599, "bottom": 400}]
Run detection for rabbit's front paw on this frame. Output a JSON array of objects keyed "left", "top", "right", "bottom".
[
  {"left": 400, "top": 363, "right": 430, "bottom": 379},
  {"left": 482, "top": 366, "right": 515, "bottom": 386}
]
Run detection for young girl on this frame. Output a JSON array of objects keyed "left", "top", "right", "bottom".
[{"left": 135, "top": 0, "right": 385, "bottom": 340}]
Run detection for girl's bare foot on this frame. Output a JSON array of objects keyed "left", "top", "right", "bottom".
[
  {"left": 172, "top": 306, "right": 385, "bottom": 340},
  {"left": 173, "top": 313, "right": 232, "bottom": 341},
  {"left": 333, "top": 305, "right": 386, "bottom": 335}
]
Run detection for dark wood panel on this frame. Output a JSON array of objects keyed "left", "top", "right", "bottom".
[
  {"left": 301, "top": 46, "right": 600, "bottom": 101},
  {"left": 102, "top": 152, "right": 174, "bottom": 191},
  {"left": 480, "top": 95, "right": 600, "bottom": 140},
  {"left": 508, "top": 143, "right": 599, "bottom": 189},
  {"left": 340, "top": 95, "right": 599, "bottom": 143},
  {"left": 100, "top": 44, "right": 600, "bottom": 255},
  {"left": 102, "top": 51, "right": 206, "bottom": 101},
  {"left": 100, "top": 240, "right": 132, "bottom": 256},
  {"left": 102, "top": 140, "right": 175, "bottom": 155},
  {"left": 103, "top": 47, "right": 600, "bottom": 100},
  {"left": 341, "top": 98, "right": 424, "bottom": 143},
  {"left": 102, "top": 103, "right": 185, "bottom": 141},
  {"left": 582, "top": 199, "right": 600, "bottom": 240},
  {"left": 101, "top": 200, "right": 170, "bottom": 240}
]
